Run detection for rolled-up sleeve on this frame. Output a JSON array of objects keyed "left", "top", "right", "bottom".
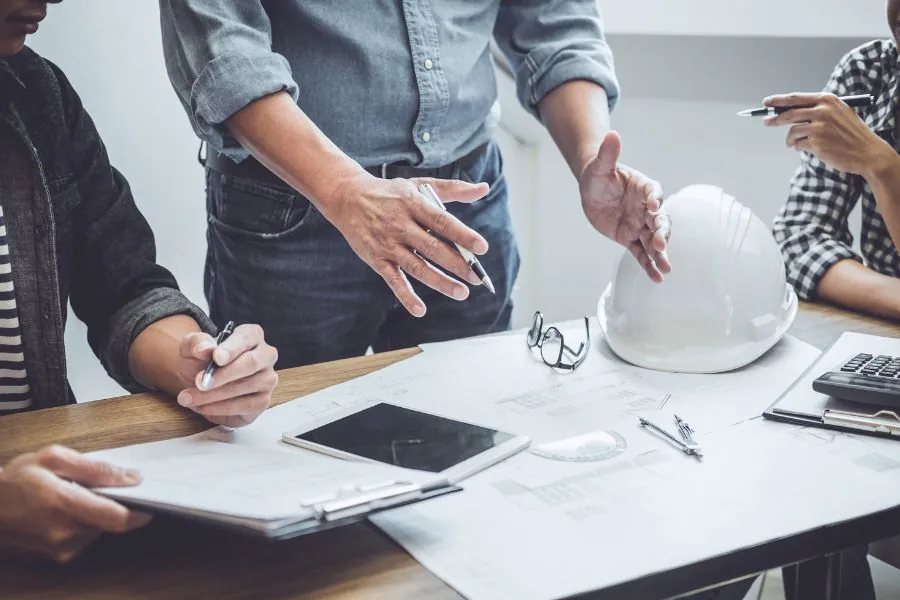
[
  {"left": 493, "top": 0, "right": 620, "bottom": 120},
  {"left": 158, "top": 0, "right": 299, "bottom": 160},
  {"left": 773, "top": 156, "right": 863, "bottom": 301},
  {"left": 772, "top": 53, "right": 866, "bottom": 301}
]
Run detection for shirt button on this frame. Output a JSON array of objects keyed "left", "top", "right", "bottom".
[
  {"left": 421, "top": 131, "right": 432, "bottom": 143},
  {"left": 424, "top": 58, "right": 434, "bottom": 70}
]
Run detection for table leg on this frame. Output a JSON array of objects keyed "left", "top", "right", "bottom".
[{"left": 784, "top": 553, "right": 843, "bottom": 600}]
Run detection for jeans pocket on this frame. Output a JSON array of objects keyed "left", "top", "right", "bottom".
[
  {"left": 207, "top": 172, "right": 314, "bottom": 240},
  {"left": 459, "top": 141, "right": 504, "bottom": 192}
]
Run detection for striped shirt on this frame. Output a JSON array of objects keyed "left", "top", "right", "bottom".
[{"left": 0, "top": 204, "right": 31, "bottom": 412}]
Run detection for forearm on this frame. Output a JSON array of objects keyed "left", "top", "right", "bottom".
[
  {"left": 224, "top": 92, "right": 368, "bottom": 218},
  {"left": 864, "top": 150, "right": 900, "bottom": 247},
  {"left": 538, "top": 80, "right": 611, "bottom": 178},
  {"left": 817, "top": 259, "right": 900, "bottom": 320},
  {"left": 127, "top": 315, "right": 203, "bottom": 397}
]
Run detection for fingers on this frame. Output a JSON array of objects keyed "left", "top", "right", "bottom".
[
  {"left": 639, "top": 229, "right": 668, "bottom": 280},
  {"left": 194, "top": 340, "right": 278, "bottom": 391},
  {"left": 375, "top": 261, "right": 425, "bottom": 317},
  {"left": 395, "top": 248, "right": 470, "bottom": 301},
  {"left": 181, "top": 368, "right": 277, "bottom": 409},
  {"left": 595, "top": 130, "right": 622, "bottom": 175},
  {"left": 34, "top": 446, "right": 141, "bottom": 488},
  {"left": 191, "top": 392, "right": 273, "bottom": 419},
  {"left": 762, "top": 107, "right": 818, "bottom": 127},
  {"left": 643, "top": 177, "right": 664, "bottom": 214},
  {"left": 763, "top": 92, "right": 829, "bottom": 108},
  {"left": 627, "top": 240, "right": 663, "bottom": 283},
  {"left": 179, "top": 332, "right": 216, "bottom": 360},
  {"left": 648, "top": 211, "right": 671, "bottom": 249},
  {"left": 785, "top": 123, "right": 814, "bottom": 148},
  {"left": 416, "top": 177, "right": 490, "bottom": 204},
  {"left": 404, "top": 227, "right": 482, "bottom": 287},
  {"left": 211, "top": 324, "right": 265, "bottom": 368},
  {"left": 410, "top": 195, "right": 489, "bottom": 256},
  {"left": 57, "top": 480, "right": 152, "bottom": 533},
  {"left": 792, "top": 138, "right": 814, "bottom": 154}
]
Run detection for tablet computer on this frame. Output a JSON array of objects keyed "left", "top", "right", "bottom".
[{"left": 282, "top": 402, "right": 530, "bottom": 483}]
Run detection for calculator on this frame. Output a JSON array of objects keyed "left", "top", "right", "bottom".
[{"left": 812, "top": 353, "right": 900, "bottom": 409}]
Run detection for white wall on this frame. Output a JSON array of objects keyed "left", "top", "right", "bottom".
[
  {"left": 599, "top": 0, "right": 887, "bottom": 38},
  {"left": 499, "top": 31, "right": 873, "bottom": 324},
  {"left": 29, "top": 1, "right": 208, "bottom": 401}
]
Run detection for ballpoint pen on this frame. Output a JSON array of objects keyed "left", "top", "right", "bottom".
[
  {"left": 674, "top": 414, "right": 703, "bottom": 456},
  {"left": 417, "top": 183, "right": 495, "bottom": 294},
  {"left": 736, "top": 94, "right": 874, "bottom": 117},
  {"left": 200, "top": 320, "right": 235, "bottom": 389},
  {"left": 637, "top": 416, "right": 703, "bottom": 458}
]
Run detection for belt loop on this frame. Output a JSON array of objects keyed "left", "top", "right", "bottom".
[
  {"left": 380, "top": 163, "right": 388, "bottom": 179},
  {"left": 197, "top": 141, "right": 207, "bottom": 167}
]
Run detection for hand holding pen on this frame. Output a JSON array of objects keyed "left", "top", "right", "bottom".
[
  {"left": 175, "top": 321, "right": 279, "bottom": 428},
  {"left": 742, "top": 92, "right": 892, "bottom": 177},
  {"left": 418, "top": 183, "right": 495, "bottom": 294}
]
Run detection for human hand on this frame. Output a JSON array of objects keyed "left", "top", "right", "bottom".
[
  {"left": 176, "top": 324, "right": 278, "bottom": 428},
  {"left": 322, "top": 174, "right": 491, "bottom": 317},
  {"left": 0, "top": 445, "right": 150, "bottom": 563},
  {"left": 762, "top": 92, "right": 894, "bottom": 177},
  {"left": 579, "top": 131, "right": 672, "bottom": 282}
]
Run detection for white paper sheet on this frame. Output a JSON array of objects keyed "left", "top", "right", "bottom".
[
  {"left": 242, "top": 321, "right": 822, "bottom": 454},
  {"left": 372, "top": 418, "right": 900, "bottom": 600}
]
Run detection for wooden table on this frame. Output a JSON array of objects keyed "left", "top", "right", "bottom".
[{"left": 2, "top": 302, "right": 899, "bottom": 600}]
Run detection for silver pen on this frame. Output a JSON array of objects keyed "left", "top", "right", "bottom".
[
  {"left": 417, "top": 183, "right": 495, "bottom": 294},
  {"left": 637, "top": 416, "right": 703, "bottom": 457}
]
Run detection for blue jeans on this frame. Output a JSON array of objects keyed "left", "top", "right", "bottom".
[{"left": 203, "top": 142, "right": 520, "bottom": 369}]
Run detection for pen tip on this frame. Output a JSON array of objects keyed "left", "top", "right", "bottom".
[
  {"left": 736, "top": 110, "right": 750, "bottom": 117},
  {"left": 483, "top": 277, "right": 496, "bottom": 295}
]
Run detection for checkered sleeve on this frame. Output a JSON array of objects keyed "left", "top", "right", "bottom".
[{"left": 772, "top": 52, "right": 867, "bottom": 301}]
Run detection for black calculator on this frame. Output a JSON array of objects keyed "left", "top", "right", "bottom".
[{"left": 812, "top": 353, "right": 900, "bottom": 409}]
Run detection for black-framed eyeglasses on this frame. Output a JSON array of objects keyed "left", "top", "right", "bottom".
[{"left": 526, "top": 312, "right": 590, "bottom": 371}]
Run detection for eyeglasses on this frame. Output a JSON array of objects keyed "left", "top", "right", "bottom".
[{"left": 526, "top": 312, "right": 590, "bottom": 371}]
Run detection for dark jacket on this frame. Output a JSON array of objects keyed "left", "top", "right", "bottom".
[{"left": 0, "top": 47, "right": 214, "bottom": 410}]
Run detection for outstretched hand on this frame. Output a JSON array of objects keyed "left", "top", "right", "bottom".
[{"left": 578, "top": 131, "right": 672, "bottom": 281}]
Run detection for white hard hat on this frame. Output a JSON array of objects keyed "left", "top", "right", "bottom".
[{"left": 597, "top": 184, "right": 797, "bottom": 374}]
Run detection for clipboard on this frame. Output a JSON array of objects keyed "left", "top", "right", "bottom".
[
  {"left": 763, "top": 332, "right": 900, "bottom": 440},
  {"left": 112, "top": 478, "right": 461, "bottom": 541},
  {"left": 106, "top": 477, "right": 462, "bottom": 541}
]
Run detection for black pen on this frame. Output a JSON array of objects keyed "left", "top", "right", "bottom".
[
  {"left": 737, "top": 94, "right": 874, "bottom": 117},
  {"left": 201, "top": 320, "right": 234, "bottom": 389}
]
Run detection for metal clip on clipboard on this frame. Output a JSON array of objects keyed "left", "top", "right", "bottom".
[
  {"left": 300, "top": 479, "right": 448, "bottom": 522},
  {"left": 823, "top": 409, "right": 900, "bottom": 436}
]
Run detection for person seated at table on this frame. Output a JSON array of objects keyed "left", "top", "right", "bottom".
[
  {"left": 762, "top": 3, "right": 900, "bottom": 598},
  {"left": 770, "top": 0, "right": 900, "bottom": 321},
  {"left": 0, "top": 0, "right": 278, "bottom": 563}
]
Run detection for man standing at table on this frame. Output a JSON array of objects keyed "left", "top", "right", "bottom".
[{"left": 157, "top": 1, "right": 671, "bottom": 369}]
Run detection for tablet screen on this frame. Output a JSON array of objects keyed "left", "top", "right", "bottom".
[{"left": 292, "top": 403, "right": 515, "bottom": 472}]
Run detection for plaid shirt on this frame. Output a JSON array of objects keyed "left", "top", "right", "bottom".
[{"left": 773, "top": 39, "right": 900, "bottom": 300}]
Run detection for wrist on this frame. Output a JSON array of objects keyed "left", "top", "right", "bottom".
[
  {"left": 306, "top": 156, "right": 369, "bottom": 218},
  {"left": 862, "top": 142, "right": 899, "bottom": 183},
  {"left": 317, "top": 166, "right": 373, "bottom": 224}
]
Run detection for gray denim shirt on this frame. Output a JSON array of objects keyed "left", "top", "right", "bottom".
[
  {"left": 0, "top": 49, "right": 215, "bottom": 411},
  {"left": 159, "top": 0, "right": 620, "bottom": 168}
]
